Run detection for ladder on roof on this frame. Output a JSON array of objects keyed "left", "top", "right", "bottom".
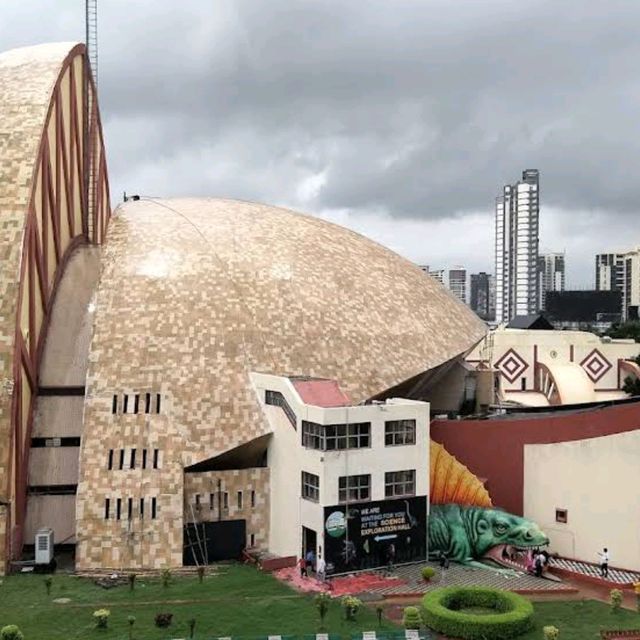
[{"left": 85, "top": 0, "right": 98, "bottom": 242}]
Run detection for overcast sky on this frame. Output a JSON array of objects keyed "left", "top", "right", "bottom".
[{"left": 2, "top": 1, "right": 640, "bottom": 286}]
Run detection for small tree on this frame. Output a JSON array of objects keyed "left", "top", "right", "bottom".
[
  {"left": 197, "top": 566, "right": 205, "bottom": 584},
  {"left": 610, "top": 588, "right": 623, "bottom": 612},
  {"left": 0, "top": 625, "right": 24, "bottom": 640},
  {"left": 127, "top": 615, "right": 136, "bottom": 640},
  {"left": 543, "top": 626, "right": 559, "bottom": 640},
  {"left": 402, "top": 606, "right": 422, "bottom": 630},
  {"left": 188, "top": 618, "right": 196, "bottom": 639},
  {"left": 128, "top": 573, "right": 137, "bottom": 591},
  {"left": 421, "top": 566, "right": 436, "bottom": 582},
  {"left": 93, "top": 609, "right": 110, "bottom": 629},
  {"left": 341, "top": 596, "right": 362, "bottom": 621},
  {"left": 161, "top": 568, "right": 171, "bottom": 588},
  {"left": 315, "top": 592, "right": 331, "bottom": 629},
  {"left": 44, "top": 576, "right": 52, "bottom": 596},
  {"left": 376, "top": 604, "right": 384, "bottom": 626}
]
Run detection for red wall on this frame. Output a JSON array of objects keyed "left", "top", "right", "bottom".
[{"left": 431, "top": 402, "right": 640, "bottom": 515}]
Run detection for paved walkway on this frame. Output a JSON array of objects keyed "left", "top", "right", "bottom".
[
  {"left": 550, "top": 557, "right": 640, "bottom": 585},
  {"left": 351, "top": 561, "right": 573, "bottom": 596}
]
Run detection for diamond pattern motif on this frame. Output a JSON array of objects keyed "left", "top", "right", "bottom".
[
  {"left": 580, "top": 349, "right": 612, "bottom": 382},
  {"left": 495, "top": 348, "right": 528, "bottom": 384}
]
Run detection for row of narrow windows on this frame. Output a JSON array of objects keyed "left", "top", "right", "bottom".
[
  {"left": 112, "top": 393, "right": 162, "bottom": 415},
  {"left": 192, "top": 490, "right": 256, "bottom": 511},
  {"left": 107, "top": 448, "right": 160, "bottom": 470},
  {"left": 104, "top": 496, "right": 157, "bottom": 520}
]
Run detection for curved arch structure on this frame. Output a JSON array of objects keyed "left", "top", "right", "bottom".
[{"left": 0, "top": 42, "right": 110, "bottom": 568}]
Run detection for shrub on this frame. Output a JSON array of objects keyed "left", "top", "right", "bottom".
[
  {"left": 422, "top": 566, "right": 436, "bottom": 581},
  {"left": 197, "top": 566, "right": 206, "bottom": 583},
  {"left": 341, "top": 595, "right": 362, "bottom": 621},
  {"left": 161, "top": 568, "right": 171, "bottom": 588},
  {"left": 422, "top": 587, "right": 534, "bottom": 640},
  {"left": 154, "top": 613, "right": 173, "bottom": 628},
  {"left": 127, "top": 615, "right": 136, "bottom": 640},
  {"left": 403, "top": 606, "right": 422, "bottom": 630},
  {"left": 610, "top": 588, "right": 623, "bottom": 612},
  {"left": 93, "top": 609, "right": 111, "bottom": 629},
  {"left": 543, "top": 626, "right": 559, "bottom": 640},
  {"left": 315, "top": 592, "right": 331, "bottom": 628},
  {"left": 44, "top": 576, "right": 52, "bottom": 596},
  {"left": 128, "top": 573, "right": 137, "bottom": 591},
  {"left": 0, "top": 625, "right": 24, "bottom": 640}
]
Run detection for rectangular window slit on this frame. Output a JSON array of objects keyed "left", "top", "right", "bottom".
[
  {"left": 130, "top": 448, "right": 136, "bottom": 470},
  {"left": 251, "top": 490, "right": 256, "bottom": 508},
  {"left": 140, "top": 497, "right": 145, "bottom": 519},
  {"left": 111, "top": 395, "right": 118, "bottom": 414},
  {"left": 209, "top": 493, "right": 215, "bottom": 510},
  {"left": 123, "top": 394, "right": 129, "bottom": 414},
  {"left": 237, "top": 491, "right": 243, "bottom": 509},
  {"left": 223, "top": 492, "right": 229, "bottom": 511},
  {"left": 107, "top": 449, "right": 113, "bottom": 470},
  {"left": 127, "top": 497, "right": 133, "bottom": 520},
  {"left": 119, "top": 449, "right": 125, "bottom": 470},
  {"left": 116, "top": 498, "right": 122, "bottom": 520},
  {"left": 104, "top": 498, "right": 110, "bottom": 519},
  {"left": 142, "top": 449, "right": 147, "bottom": 469},
  {"left": 156, "top": 393, "right": 161, "bottom": 414},
  {"left": 145, "top": 393, "right": 151, "bottom": 414},
  {"left": 153, "top": 449, "right": 159, "bottom": 469},
  {"left": 134, "top": 394, "right": 140, "bottom": 414},
  {"left": 151, "top": 497, "right": 157, "bottom": 519}
]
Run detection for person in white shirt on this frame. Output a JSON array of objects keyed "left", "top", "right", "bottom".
[
  {"left": 597, "top": 547, "right": 609, "bottom": 578},
  {"left": 316, "top": 555, "right": 326, "bottom": 583}
]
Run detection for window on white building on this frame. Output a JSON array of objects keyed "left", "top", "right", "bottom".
[
  {"left": 384, "top": 419, "right": 416, "bottom": 446},
  {"left": 338, "top": 474, "right": 370, "bottom": 503},
  {"left": 385, "top": 470, "right": 416, "bottom": 498},
  {"left": 301, "top": 471, "right": 320, "bottom": 502},
  {"left": 301, "top": 421, "right": 370, "bottom": 450}
]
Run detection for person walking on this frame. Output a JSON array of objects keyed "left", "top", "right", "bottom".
[
  {"left": 316, "top": 555, "right": 326, "bottom": 583},
  {"left": 305, "top": 548, "right": 316, "bottom": 575},
  {"left": 597, "top": 548, "right": 610, "bottom": 579},
  {"left": 386, "top": 543, "right": 396, "bottom": 574},
  {"left": 298, "top": 556, "right": 307, "bottom": 578}
]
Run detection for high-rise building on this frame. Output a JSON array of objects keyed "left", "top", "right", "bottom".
[
  {"left": 448, "top": 267, "right": 467, "bottom": 303},
  {"left": 595, "top": 249, "right": 640, "bottom": 321},
  {"left": 470, "top": 272, "right": 494, "bottom": 320},
  {"left": 537, "top": 252, "right": 565, "bottom": 310},
  {"left": 595, "top": 253, "right": 625, "bottom": 292},
  {"left": 429, "top": 269, "right": 445, "bottom": 285},
  {"left": 495, "top": 169, "right": 540, "bottom": 323}
]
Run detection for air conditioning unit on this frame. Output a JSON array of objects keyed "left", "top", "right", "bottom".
[{"left": 35, "top": 528, "right": 54, "bottom": 565}]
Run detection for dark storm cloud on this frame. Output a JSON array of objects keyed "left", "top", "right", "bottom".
[{"left": 2, "top": 0, "right": 640, "bottom": 220}]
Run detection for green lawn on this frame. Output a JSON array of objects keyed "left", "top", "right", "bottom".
[
  {"left": 0, "top": 565, "right": 396, "bottom": 640},
  {"left": 520, "top": 599, "right": 640, "bottom": 639}
]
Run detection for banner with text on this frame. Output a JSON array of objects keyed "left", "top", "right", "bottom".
[{"left": 323, "top": 496, "right": 427, "bottom": 575}]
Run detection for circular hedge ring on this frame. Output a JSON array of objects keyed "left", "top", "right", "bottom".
[{"left": 422, "top": 586, "right": 534, "bottom": 640}]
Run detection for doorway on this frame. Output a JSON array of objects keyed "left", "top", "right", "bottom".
[{"left": 302, "top": 526, "right": 316, "bottom": 558}]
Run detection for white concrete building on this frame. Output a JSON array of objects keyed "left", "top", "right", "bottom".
[
  {"left": 596, "top": 247, "right": 640, "bottom": 321},
  {"left": 429, "top": 269, "right": 445, "bottom": 285},
  {"left": 448, "top": 267, "right": 467, "bottom": 304},
  {"left": 538, "top": 252, "right": 565, "bottom": 311},
  {"left": 467, "top": 328, "right": 640, "bottom": 407},
  {"left": 495, "top": 170, "right": 540, "bottom": 324},
  {"left": 252, "top": 373, "right": 430, "bottom": 575}
]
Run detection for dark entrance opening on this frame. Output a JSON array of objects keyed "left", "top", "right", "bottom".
[
  {"left": 302, "top": 526, "right": 317, "bottom": 562},
  {"left": 183, "top": 519, "right": 246, "bottom": 565}
]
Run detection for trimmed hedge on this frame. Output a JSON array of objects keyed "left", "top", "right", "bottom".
[{"left": 422, "top": 586, "right": 533, "bottom": 640}]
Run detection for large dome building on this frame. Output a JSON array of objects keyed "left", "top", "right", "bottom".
[{"left": 1, "top": 42, "right": 487, "bottom": 572}]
